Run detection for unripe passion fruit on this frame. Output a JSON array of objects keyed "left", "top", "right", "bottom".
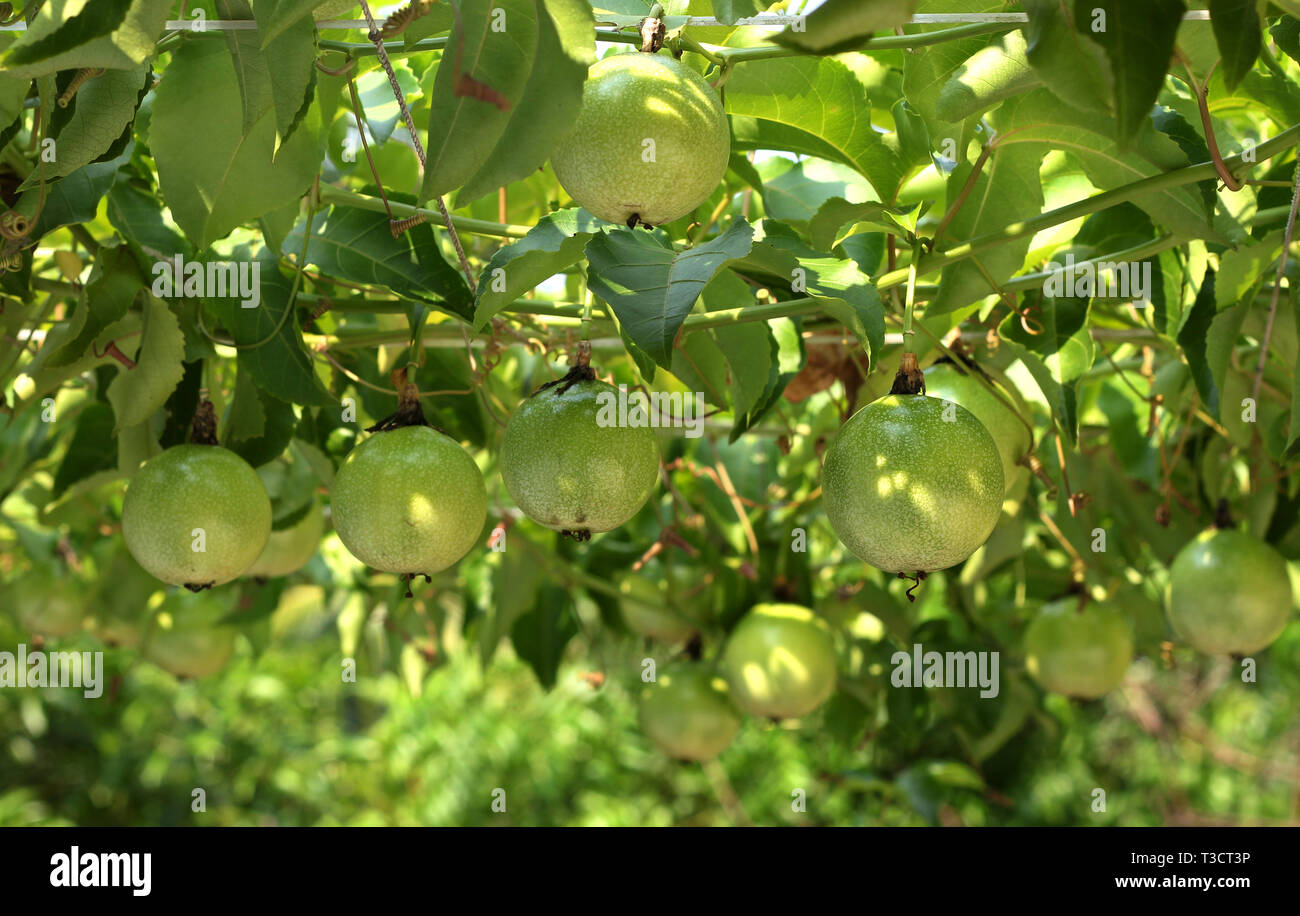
[
  {"left": 639, "top": 664, "right": 742, "bottom": 761},
  {"left": 331, "top": 426, "right": 487, "bottom": 576},
  {"left": 245, "top": 500, "right": 327, "bottom": 578},
  {"left": 618, "top": 575, "right": 697, "bottom": 642},
  {"left": 719, "top": 603, "right": 838, "bottom": 719},
  {"left": 122, "top": 445, "right": 272, "bottom": 589},
  {"left": 549, "top": 52, "right": 731, "bottom": 227},
  {"left": 1167, "top": 528, "right": 1293, "bottom": 655},
  {"left": 1024, "top": 599, "right": 1134, "bottom": 698},
  {"left": 923, "top": 361, "right": 1031, "bottom": 494},
  {"left": 9, "top": 569, "right": 84, "bottom": 636},
  {"left": 500, "top": 378, "right": 660, "bottom": 537},
  {"left": 821, "top": 395, "right": 1003, "bottom": 573},
  {"left": 144, "top": 590, "right": 236, "bottom": 678}
]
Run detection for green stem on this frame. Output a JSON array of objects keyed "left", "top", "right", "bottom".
[
  {"left": 718, "top": 21, "right": 1016, "bottom": 64},
  {"left": 680, "top": 297, "right": 821, "bottom": 330},
  {"left": 319, "top": 29, "right": 643, "bottom": 58},
  {"left": 674, "top": 31, "right": 725, "bottom": 67},
  {"left": 877, "top": 122, "right": 1300, "bottom": 291},
  {"left": 317, "top": 184, "right": 531, "bottom": 238},
  {"left": 902, "top": 241, "right": 920, "bottom": 354}
]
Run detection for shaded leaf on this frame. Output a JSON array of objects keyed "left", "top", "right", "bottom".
[{"left": 106, "top": 294, "right": 186, "bottom": 432}]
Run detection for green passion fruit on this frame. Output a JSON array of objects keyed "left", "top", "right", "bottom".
[
  {"left": 331, "top": 425, "right": 487, "bottom": 576},
  {"left": 719, "top": 604, "right": 838, "bottom": 719},
  {"left": 821, "top": 394, "right": 1004, "bottom": 574},
  {"left": 245, "top": 500, "right": 327, "bottom": 579},
  {"left": 1167, "top": 528, "right": 1294, "bottom": 655},
  {"left": 549, "top": 52, "right": 730, "bottom": 227},
  {"left": 500, "top": 378, "right": 660, "bottom": 538},
  {"left": 923, "top": 360, "right": 1031, "bottom": 495},
  {"left": 144, "top": 590, "right": 237, "bottom": 678},
  {"left": 1024, "top": 599, "right": 1134, "bottom": 699},
  {"left": 121, "top": 445, "right": 272, "bottom": 589},
  {"left": 639, "top": 664, "right": 742, "bottom": 761},
  {"left": 618, "top": 575, "right": 698, "bottom": 643}
]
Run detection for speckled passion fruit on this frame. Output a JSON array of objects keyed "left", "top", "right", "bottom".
[
  {"left": 1024, "top": 599, "right": 1134, "bottom": 699},
  {"left": 245, "top": 500, "right": 327, "bottom": 579},
  {"left": 500, "top": 378, "right": 660, "bottom": 538},
  {"left": 1167, "top": 528, "right": 1293, "bottom": 655},
  {"left": 923, "top": 360, "right": 1031, "bottom": 495},
  {"left": 719, "top": 604, "right": 838, "bottom": 719},
  {"left": 331, "top": 426, "right": 487, "bottom": 576},
  {"left": 549, "top": 52, "right": 731, "bottom": 227},
  {"left": 821, "top": 394, "right": 1004, "bottom": 574},
  {"left": 122, "top": 445, "right": 272, "bottom": 589},
  {"left": 639, "top": 663, "right": 742, "bottom": 761}
]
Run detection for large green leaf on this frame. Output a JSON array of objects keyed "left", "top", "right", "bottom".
[
  {"left": 724, "top": 55, "right": 908, "bottom": 201},
  {"left": 223, "top": 370, "right": 298, "bottom": 467},
  {"left": 46, "top": 246, "right": 144, "bottom": 369},
  {"left": 203, "top": 251, "right": 336, "bottom": 407},
  {"left": 283, "top": 205, "right": 473, "bottom": 320},
  {"left": 1207, "top": 0, "right": 1261, "bottom": 91},
  {"left": 1023, "top": 0, "right": 1112, "bottom": 115},
  {"left": 258, "top": 0, "right": 335, "bottom": 49},
  {"left": 420, "top": 0, "right": 594, "bottom": 205},
  {"left": 107, "top": 180, "right": 192, "bottom": 261},
  {"left": 585, "top": 220, "right": 755, "bottom": 367},
  {"left": 149, "top": 39, "right": 320, "bottom": 247},
  {"left": 935, "top": 29, "right": 1041, "bottom": 123},
  {"left": 218, "top": 0, "right": 318, "bottom": 148},
  {"left": 773, "top": 0, "right": 917, "bottom": 55},
  {"left": 106, "top": 295, "right": 186, "bottom": 433},
  {"left": 473, "top": 208, "right": 608, "bottom": 329},
  {"left": 3, "top": 0, "right": 170, "bottom": 79},
  {"left": 1074, "top": 0, "right": 1185, "bottom": 149},
  {"left": 34, "top": 67, "right": 149, "bottom": 181}
]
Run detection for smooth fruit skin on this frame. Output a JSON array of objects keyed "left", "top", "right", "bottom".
[
  {"left": 1167, "top": 528, "right": 1293, "bottom": 655},
  {"left": 331, "top": 426, "right": 486, "bottom": 575},
  {"left": 549, "top": 53, "right": 731, "bottom": 226},
  {"left": 500, "top": 379, "right": 660, "bottom": 534},
  {"left": 619, "top": 576, "right": 696, "bottom": 642},
  {"left": 923, "top": 362, "right": 1030, "bottom": 494},
  {"left": 245, "top": 501, "right": 326, "bottom": 578},
  {"left": 122, "top": 445, "right": 272, "bottom": 588},
  {"left": 1025, "top": 599, "right": 1133, "bottom": 698},
  {"left": 144, "top": 591, "right": 236, "bottom": 678},
  {"left": 639, "top": 664, "right": 742, "bottom": 761},
  {"left": 821, "top": 395, "right": 1004, "bottom": 573},
  {"left": 10, "top": 570, "right": 84, "bottom": 636},
  {"left": 719, "top": 604, "right": 838, "bottom": 719}
]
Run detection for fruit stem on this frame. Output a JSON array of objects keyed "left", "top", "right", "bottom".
[
  {"left": 889, "top": 352, "right": 926, "bottom": 395},
  {"left": 366, "top": 367, "right": 431, "bottom": 431},
  {"left": 1213, "top": 498, "right": 1235, "bottom": 530},
  {"left": 189, "top": 394, "right": 219, "bottom": 446},
  {"left": 902, "top": 239, "right": 921, "bottom": 355},
  {"left": 640, "top": 4, "right": 666, "bottom": 53}
]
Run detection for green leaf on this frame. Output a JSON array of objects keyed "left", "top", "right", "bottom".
[
  {"left": 223, "top": 371, "right": 297, "bottom": 467},
  {"left": 713, "top": 1, "right": 762, "bottom": 26},
  {"left": 107, "top": 180, "right": 191, "bottom": 261},
  {"left": 1176, "top": 265, "right": 1220, "bottom": 416},
  {"left": 46, "top": 246, "right": 144, "bottom": 369},
  {"left": 420, "top": 0, "right": 594, "bottom": 205},
  {"left": 773, "top": 0, "right": 917, "bottom": 55},
  {"left": 26, "top": 149, "right": 131, "bottom": 237},
  {"left": 1075, "top": 0, "right": 1185, "bottom": 150},
  {"left": 758, "top": 158, "right": 872, "bottom": 225},
  {"left": 203, "top": 250, "right": 336, "bottom": 407},
  {"left": 999, "top": 295, "right": 1093, "bottom": 443},
  {"left": 106, "top": 295, "right": 186, "bottom": 432},
  {"left": 1216, "top": 231, "right": 1279, "bottom": 310},
  {"left": 993, "top": 90, "right": 1220, "bottom": 243},
  {"left": 219, "top": 0, "right": 318, "bottom": 148},
  {"left": 1207, "top": 0, "right": 1261, "bottom": 91},
  {"left": 509, "top": 584, "right": 578, "bottom": 689},
  {"left": 1271, "top": 16, "right": 1300, "bottom": 67},
  {"left": 725, "top": 55, "right": 908, "bottom": 201},
  {"left": 935, "top": 29, "right": 1041, "bottom": 123},
  {"left": 36, "top": 67, "right": 149, "bottom": 182},
  {"left": 258, "top": 0, "right": 333, "bottom": 49},
  {"left": 283, "top": 205, "right": 473, "bottom": 320},
  {"left": 52, "top": 403, "right": 118, "bottom": 498},
  {"left": 354, "top": 63, "right": 421, "bottom": 145},
  {"left": 695, "top": 270, "right": 780, "bottom": 437},
  {"left": 809, "top": 199, "right": 923, "bottom": 250},
  {"left": 585, "top": 219, "right": 755, "bottom": 366},
  {"left": 3, "top": 0, "right": 171, "bottom": 79},
  {"left": 1023, "top": 0, "right": 1112, "bottom": 115},
  {"left": 149, "top": 38, "right": 320, "bottom": 247},
  {"left": 473, "top": 208, "right": 608, "bottom": 329}
]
